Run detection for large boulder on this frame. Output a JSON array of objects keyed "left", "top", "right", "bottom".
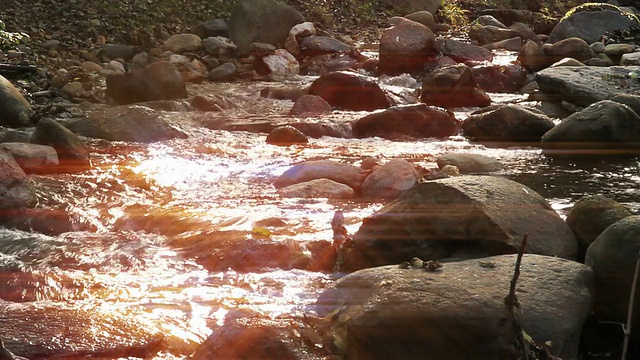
[
  {"left": 547, "top": 4, "right": 639, "bottom": 44},
  {"left": 352, "top": 104, "right": 460, "bottom": 140},
  {"left": 361, "top": 159, "right": 420, "bottom": 200},
  {"left": 31, "top": 118, "right": 91, "bottom": 172},
  {"left": 0, "top": 147, "right": 37, "bottom": 219},
  {"left": 274, "top": 160, "right": 365, "bottom": 191},
  {"left": 436, "top": 38, "right": 492, "bottom": 63},
  {"left": 317, "top": 254, "right": 594, "bottom": 360},
  {"left": 544, "top": 37, "right": 594, "bottom": 64},
  {"left": 228, "top": 0, "right": 305, "bottom": 54},
  {"left": 66, "top": 105, "right": 188, "bottom": 143},
  {"left": 462, "top": 104, "right": 555, "bottom": 143},
  {"left": 585, "top": 216, "right": 640, "bottom": 328},
  {"left": 0, "top": 142, "right": 59, "bottom": 174},
  {"left": 540, "top": 100, "right": 640, "bottom": 154},
  {"left": 299, "top": 35, "right": 352, "bottom": 57},
  {"left": 420, "top": 64, "right": 491, "bottom": 108},
  {"left": 378, "top": 17, "right": 436, "bottom": 74},
  {"left": 0, "top": 75, "right": 31, "bottom": 128},
  {"left": 106, "top": 61, "right": 187, "bottom": 105},
  {"left": 343, "top": 175, "right": 578, "bottom": 271},
  {"left": 308, "top": 71, "right": 390, "bottom": 111}
]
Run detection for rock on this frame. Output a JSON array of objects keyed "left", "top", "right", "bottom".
[
  {"left": 308, "top": 71, "right": 390, "bottom": 111},
  {"left": 591, "top": 41, "right": 605, "bottom": 53},
  {"left": 435, "top": 38, "right": 493, "bottom": 63},
  {"left": 82, "top": 61, "right": 104, "bottom": 73},
  {"left": 378, "top": 0, "right": 441, "bottom": 14},
  {"left": 66, "top": 105, "right": 187, "bottom": 143},
  {"left": 283, "top": 22, "right": 316, "bottom": 56},
  {"left": 483, "top": 37, "right": 522, "bottom": 52},
  {"left": 518, "top": 39, "right": 549, "bottom": 72},
  {"left": 620, "top": 52, "right": 640, "bottom": 65},
  {"left": 106, "top": 61, "right": 187, "bottom": 105},
  {"left": 547, "top": 4, "right": 639, "bottom": 44},
  {"left": 97, "top": 44, "right": 136, "bottom": 61},
  {"left": 603, "top": 43, "right": 636, "bottom": 57},
  {"left": 266, "top": 125, "right": 308, "bottom": 145},
  {"left": 462, "top": 104, "right": 555, "bottom": 143},
  {"left": 540, "top": 100, "right": 640, "bottom": 154},
  {"left": 508, "top": 22, "right": 538, "bottom": 42},
  {"left": 0, "top": 75, "right": 31, "bottom": 128},
  {"left": 545, "top": 37, "right": 594, "bottom": 64},
  {"left": 608, "top": 93, "right": 640, "bottom": 115},
  {"left": 474, "top": 14, "right": 507, "bottom": 28},
  {"left": 0, "top": 147, "right": 37, "bottom": 219},
  {"left": 361, "top": 159, "right": 419, "bottom": 199},
  {"left": 274, "top": 159, "right": 365, "bottom": 191},
  {"left": 299, "top": 36, "right": 352, "bottom": 56},
  {"left": 0, "top": 128, "right": 31, "bottom": 143},
  {"left": 536, "top": 65, "right": 640, "bottom": 107},
  {"left": 301, "top": 53, "right": 363, "bottom": 76},
  {"left": 277, "top": 178, "right": 355, "bottom": 198},
  {"left": 436, "top": 153, "right": 504, "bottom": 174},
  {"left": 261, "top": 85, "right": 308, "bottom": 101},
  {"left": 478, "top": 8, "right": 531, "bottom": 27},
  {"left": 202, "top": 36, "right": 237, "bottom": 56},
  {"left": 378, "top": 17, "right": 436, "bottom": 74},
  {"left": 404, "top": 10, "right": 435, "bottom": 30},
  {"left": 469, "top": 25, "right": 520, "bottom": 45},
  {"left": 262, "top": 49, "right": 299, "bottom": 81},
  {"left": 420, "top": 63, "right": 491, "bottom": 108},
  {"left": 472, "top": 63, "right": 527, "bottom": 93},
  {"left": 0, "top": 142, "right": 59, "bottom": 174},
  {"left": 567, "top": 195, "right": 632, "bottom": 254},
  {"left": 176, "top": 59, "right": 208, "bottom": 84},
  {"left": 551, "top": 58, "right": 585, "bottom": 67},
  {"left": 161, "top": 33, "right": 202, "bottom": 53},
  {"left": 289, "top": 95, "right": 332, "bottom": 116},
  {"left": 585, "top": 215, "right": 640, "bottom": 327},
  {"left": 192, "top": 18, "right": 229, "bottom": 39},
  {"left": 343, "top": 175, "right": 578, "bottom": 271},
  {"left": 31, "top": 118, "right": 91, "bottom": 172},
  {"left": 352, "top": 103, "right": 460, "bottom": 140},
  {"left": 317, "top": 254, "right": 594, "bottom": 360},
  {"left": 191, "top": 94, "right": 235, "bottom": 112},
  {"left": 228, "top": 0, "right": 305, "bottom": 54},
  {"left": 208, "top": 62, "right": 237, "bottom": 81},
  {"left": 585, "top": 53, "right": 616, "bottom": 67}
]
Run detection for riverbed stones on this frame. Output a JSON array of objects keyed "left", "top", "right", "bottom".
[
  {"left": 361, "top": 159, "right": 420, "bottom": 199},
  {"left": 435, "top": 38, "right": 492, "bottom": 63},
  {"left": 404, "top": 10, "right": 435, "bottom": 31},
  {"left": 308, "top": 71, "right": 390, "bottom": 111},
  {"left": 468, "top": 25, "right": 520, "bottom": 46},
  {"left": 585, "top": 215, "right": 640, "bottom": 328},
  {"left": 544, "top": 37, "right": 594, "bottom": 64},
  {"left": 462, "top": 104, "right": 555, "bottom": 143},
  {"left": 378, "top": 17, "right": 436, "bottom": 75},
  {"left": 436, "top": 153, "right": 504, "bottom": 174},
  {"left": 162, "top": 33, "right": 202, "bottom": 53},
  {"left": 266, "top": 125, "right": 308, "bottom": 145},
  {"left": 420, "top": 63, "right": 491, "bottom": 108},
  {"left": 342, "top": 175, "right": 578, "bottom": 271},
  {"left": 317, "top": 254, "right": 594, "bottom": 360},
  {"left": 106, "top": 61, "right": 187, "bottom": 105},
  {"left": 0, "top": 142, "right": 59, "bottom": 174},
  {"left": 31, "top": 118, "right": 91, "bottom": 172},
  {"left": 0, "top": 147, "right": 37, "bottom": 217},
  {"left": 97, "top": 44, "right": 136, "bottom": 61},
  {"left": 0, "top": 75, "right": 31, "bottom": 128},
  {"left": 192, "top": 18, "right": 229, "bottom": 39},
  {"left": 352, "top": 103, "right": 460, "bottom": 140},
  {"left": 379, "top": 0, "right": 441, "bottom": 14},
  {"left": 277, "top": 178, "right": 355, "bottom": 198},
  {"left": 540, "top": 100, "right": 640, "bottom": 154},
  {"left": 274, "top": 159, "right": 365, "bottom": 191},
  {"left": 289, "top": 95, "right": 332, "bottom": 116},
  {"left": 202, "top": 36, "right": 237, "bottom": 56},
  {"left": 262, "top": 49, "right": 299, "bottom": 81},
  {"left": 66, "top": 105, "right": 187, "bottom": 143},
  {"left": 228, "top": 0, "right": 305, "bottom": 54},
  {"left": 299, "top": 35, "right": 352, "bottom": 57},
  {"left": 547, "top": 4, "right": 639, "bottom": 44},
  {"left": 472, "top": 63, "right": 527, "bottom": 93},
  {"left": 566, "top": 195, "right": 632, "bottom": 252}
]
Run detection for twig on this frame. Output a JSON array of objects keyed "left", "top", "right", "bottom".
[
  {"left": 504, "top": 234, "right": 529, "bottom": 360},
  {"left": 621, "top": 248, "right": 640, "bottom": 360}
]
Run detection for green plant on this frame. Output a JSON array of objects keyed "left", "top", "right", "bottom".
[
  {"left": 438, "top": 1, "right": 470, "bottom": 27},
  {"left": 0, "top": 20, "right": 30, "bottom": 50}
]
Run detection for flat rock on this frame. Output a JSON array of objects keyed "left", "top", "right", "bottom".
[{"left": 274, "top": 159, "right": 365, "bottom": 191}]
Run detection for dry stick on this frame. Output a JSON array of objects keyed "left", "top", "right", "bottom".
[
  {"left": 504, "top": 234, "right": 529, "bottom": 360},
  {"left": 621, "top": 248, "right": 640, "bottom": 360}
]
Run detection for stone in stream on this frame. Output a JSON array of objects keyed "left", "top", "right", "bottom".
[
  {"left": 378, "top": 17, "right": 436, "bottom": 75},
  {"left": 360, "top": 159, "right": 420, "bottom": 200},
  {"left": 471, "top": 63, "right": 527, "bottom": 93},
  {"left": 308, "top": 71, "right": 390, "bottom": 111},
  {"left": 289, "top": 95, "right": 332, "bottom": 116},
  {"left": 266, "top": 125, "right": 308, "bottom": 145},
  {"left": 468, "top": 24, "right": 520, "bottom": 46},
  {"left": 404, "top": 10, "right": 435, "bottom": 31},
  {"left": 462, "top": 104, "right": 555, "bottom": 143},
  {"left": 0, "top": 147, "right": 37, "bottom": 222},
  {"left": 436, "top": 153, "right": 504, "bottom": 174},
  {"left": 420, "top": 63, "right": 491, "bottom": 108},
  {"left": 277, "top": 178, "right": 355, "bottom": 199},
  {"left": 435, "top": 38, "right": 493, "bottom": 63},
  {"left": 31, "top": 118, "right": 91, "bottom": 172},
  {"left": 106, "top": 61, "right": 187, "bottom": 105},
  {"left": 161, "top": 33, "right": 202, "bottom": 53},
  {"left": 0, "top": 75, "right": 32, "bottom": 128},
  {"left": 274, "top": 159, "right": 365, "bottom": 191},
  {"left": 547, "top": 3, "right": 639, "bottom": 44},
  {"left": 0, "top": 142, "right": 59, "bottom": 174}
]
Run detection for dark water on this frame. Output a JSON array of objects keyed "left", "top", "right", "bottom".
[{"left": 2, "top": 75, "right": 640, "bottom": 358}]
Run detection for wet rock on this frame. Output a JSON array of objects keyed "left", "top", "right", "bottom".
[
  {"left": 192, "top": 18, "right": 229, "bottom": 39},
  {"left": 299, "top": 35, "right": 352, "bottom": 57},
  {"left": 508, "top": 22, "right": 538, "bottom": 42},
  {"left": 278, "top": 178, "right": 355, "bottom": 198},
  {"left": 620, "top": 52, "right": 640, "bottom": 65},
  {"left": 289, "top": 95, "right": 332, "bottom": 116},
  {"left": 518, "top": 39, "right": 549, "bottom": 72},
  {"left": 308, "top": 71, "right": 390, "bottom": 111},
  {"left": 603, "top": 43, "right": 636, "bottom": 58},
  {"left": 31, "top": 118, "right": 91, "bottom": 172},
  {"left": 301, "top": 53, "right": 363, "bottom": 76},
  {"left": 228, "top": 0, "right": 305, "bottom": 54},
  {"left": 585, "top": 53, "right": 616, "bottom": 67},
  {"left": 106, "top": 61, "right": 187, "bottom": 105},
  {"left": 483, "top": 36, "right": 522, "bottom": 52},
  {"left": 551, "top": 58, "right": 585, "bottom": 67},
  {"left": 586, "top": 215, "right": 640, "bottom": 329},
  {"left": 547, "top": 4, "right": 639, "bottom": 44},
  {"left": 436, "top": 153, "right": 504, "bottom": 174},
  {"left": 404, "top": 10, "right": 435, "bottom": 31},
  {"left": 462, "top": 104, "right": 555, "bottom": 143},
  {"left": 352, "top": 103, "right": 459, "bottom": 140},
  {"left": 191, "top": 94, "right": 236, "bottom": 112},
  {"left": 343, "top": 175, "right": 578, "bottom": 271},
  {"left": 472, "top": 63, "right": 527, "bottom": 93},
  {"left": 469, "top": 25, "right": 520, "bottom": 45},
  {"left": 66, "top": 105, "right": 187, "bottom": 143},
  {"left": 435, "top": 38, "right": 492, "bottom": 63},
  {"left": 262, "top": 49, "right": 299, "bottom": 81},
  {"left": 97, "top": 44, "right": 136, "bottom": 61},
  {"left": 541, "top": 100, "right": 640, "bottom": 154},
  {"left": 261, "top": 85, "right": 308, "bottom": 101},
  {"left": 361, "top": 159, "right": 419, "bottom": 199},
  {"left": 420, "top": 63, "right": 491, "bottom": 108},
  {"left": 317, "top": 254, "right": 593, "bottom": 360},
  {"left": 82, "top": 61, "right": 104, "bottom": 73},
  {"left": 0, "top": 147, "right": 37, "bottom": 219},
  {"left": 478, "top": 8, "right": 531, "bottom": 26},
  {"left": 474, "top": 14, "right": 507, "bottom": 28},
  {"left": 202, "top": 36, "right": 237, "bottom": 56},
  {"left": 378, "top": 17, "right": 436, "bottom": 74},
  {"left": 0, "top": 142, "right": 58, "bottom": 174},
  {"left": 266, "top": 125, "right": 308, "bottom": 145},
  {"left": 176, "top": 59, "right": 208, "bottom": 84},
  {"left": 545, "top": 37, "right": 594, "bottom": 64},
  {"left": 274, "top": 159, "right": 365, "bottom": 191},
  {"left": 0, "top": 75, "right": 31, "bottom": 128},
  {"left": 0, "top": 128, "right": 31, "bottom": 143},
  {"left": 161, "top": 33, "right": 202, "bottom": 53},
  {"left": 208, "top": 62, "right": 237, "bottom": 81},
  {"left": 283, "top": 21, "right": 316, "bottom": 56}
]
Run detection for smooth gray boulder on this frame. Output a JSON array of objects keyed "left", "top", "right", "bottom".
[
  {"left": 436, "top": 153, "right": 504, "bottom": 174},
  {"left": 547, "top": 5, "right": 639, "bottom": 44},
  {"left": 318, "top": 254, "right": 594, "bottom": 360},
  {"left": 566, "top": 195, "right": 632, "bottom": 252},
  {"left": 0, "top": 75, "right": 31, "bottom": 128}
]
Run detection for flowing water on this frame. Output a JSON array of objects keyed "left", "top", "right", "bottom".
[{"left": 2, "top": 55, "right": 640, "bottom": 359}]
